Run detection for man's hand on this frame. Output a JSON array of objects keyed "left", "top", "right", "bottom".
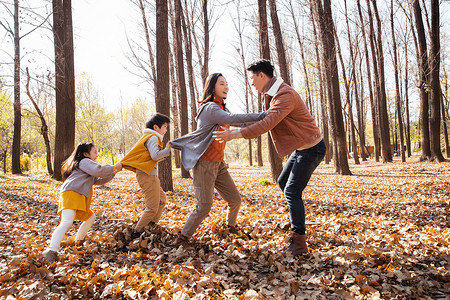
[{"left": 213, "top": 126, "right": 241, "bottom": 142}]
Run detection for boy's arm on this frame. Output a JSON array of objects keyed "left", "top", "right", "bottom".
[{"left": 146, "top": 135, "right": 170, "bottom": 161}]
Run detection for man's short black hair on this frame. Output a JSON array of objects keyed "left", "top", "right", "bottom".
[
  {"left": 247, "top": 59, "right": 274, "bottom": 78},
  {"left": 146, "top": 113, "right": 170, "bottom": 129}
]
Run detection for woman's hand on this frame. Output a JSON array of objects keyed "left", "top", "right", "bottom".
[{"left": 213, "top": 126, "right": 242, "bottom": 142}]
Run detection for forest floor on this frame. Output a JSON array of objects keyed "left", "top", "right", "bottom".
[{"left": 0, "top": 158, "right": 449, "bottom": 299}]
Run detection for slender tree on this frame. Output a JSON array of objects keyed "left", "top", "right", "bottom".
[
  {"left": 428, "top": 0, "right": 444, "bottom": 162},
  {"left": 403, "top": 27, "right": 412, "bottom": 157},
  {"left": 156, "top": 0, "right": 173, "bottom": 191},
  {"left": 25, "top": 68, "right": 53, "bottom": 175},
  {"left": 231, "top": 0, "right": 253, "bottom": 166},
  {"left": 258, "top": 0, "right": 283, "bottom": 181},
  {"left": 201, "top": 0, "right": 209, "bottom": 83},
  {"left": 137, "top": 0, "right": 157, "bottom": 96},
  {"left": 174, "top": 0, "right": 190, "bottom": 177},
  {"left": 390, "top": 0, "right": 405, "bottom": 162},
  {"left": 442, "top": 67, "right": 449, "bottom": 158},
  {"left": 371, "top": 0, "right": 392, "bottom": 162},
  {"left": 181, "top": 0, "right": 197, "bottom": 131},
  {"left": 314, "top": 0, "right": 351, "bottom": 175},
  {"left": 356, "top": 0, "right": 379, "bottom": 162},
  {"left": 412, "top": 0, "right": 431, "bottom": 160},
  {"left": 335, "top": 26, "right": 359, "bottom": 164},
  {"left": 268, "top": 0, "right": 291, "bottom": 86},
  {"left": 309, "top": 1, "right": 330, "bottom": 164}
]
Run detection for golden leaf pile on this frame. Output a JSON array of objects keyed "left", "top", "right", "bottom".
[{"left": 0, "top": 159, "right": 449, "bottom": 299}]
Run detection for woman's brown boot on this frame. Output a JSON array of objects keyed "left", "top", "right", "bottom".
[{"left": 283, "top": 232, "right": 308, "bottom": 256}]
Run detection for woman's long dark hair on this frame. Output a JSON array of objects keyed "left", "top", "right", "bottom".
[
  {"left": 198, "top": 73, "right": 225, "bottom": 108},
  {"left": 61, "top": 143, "right": 94, "bottom": 181}
]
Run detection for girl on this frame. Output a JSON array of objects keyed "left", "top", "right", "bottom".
[
  {"left": 170, "top": 73, "right": 266, "bottom": 251},
  {"left": 43, "top": 143, "right": 122, "bottom": 263}
]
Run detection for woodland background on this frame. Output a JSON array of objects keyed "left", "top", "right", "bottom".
[
  {"left": 0, "top": 0, "right": 449, "bottom": 185},
  {"left": 0, "top": 0, "right": 449, "bottom": 298}
]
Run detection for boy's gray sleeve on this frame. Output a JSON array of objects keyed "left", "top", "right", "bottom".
[{"left": 146, "top": 135, "right": 170, "bottom": 161}]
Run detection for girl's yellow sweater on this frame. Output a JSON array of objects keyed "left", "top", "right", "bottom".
[{"left": 121, "top": 132, "right": 163, "bottom": 175}]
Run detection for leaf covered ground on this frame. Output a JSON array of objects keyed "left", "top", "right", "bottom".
[{"left": 0, "top": 159, "right": 449, "bottom": 299}]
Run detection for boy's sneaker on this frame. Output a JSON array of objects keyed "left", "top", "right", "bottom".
[
  {"left": 130, "top": 230, "right": 143, "bottom": 240},
  {"left": 43, "top": 249, "right": 58, "bottom": 263}
]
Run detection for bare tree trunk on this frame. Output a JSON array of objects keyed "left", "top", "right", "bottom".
[
  {"left": 137, "top": 0, "right": 157, "bottom": 96},
  {"left": 343, "top": 0, "right": 360, "bottom": 164},
  {"left": 258, "top": 0, "right": 282, "bottom": 181},
  {"left": 289, "top": 0, "right": 312, "bottom": 111},
  {"left": 335, "top": 26, "right": 359, "bottom": 165},
  {"left": 356, "top": 54, "right": 368, "bottom": 160},
  {"left": 314, "top": 0, "right": 351, "bottom": 175},
  {"left": 233, "top": 0, "right": 253, "bottom": 166},
  {"left": 390, "top": 0, "right": 405, "bottom": 162},
  {"left": 357, "top": 0, "right": 379, "bottom": 162},
  {"left": 201, "top": 0, "right": 209, "bottom": 84},
  {"left": 268, "top": 0, "right": 291, "bottom": 86},
  {"left": 156, "top": 0, "right": 173, "bottom": 191},
  {"left": 174, "top": 0, "right": 190, "bottom": 178},
  {"left": 181, "top": 0, "right": 197, "bottom": 131},
  {"left": 25, "top": 68, "right": 53, "bottom": 175},
  {"left": 428, "top": 0, "right": 444, "bottom": 162},
  {"left": 442, "top": 68, "right": 449, "bottom": 158},
  {"left": 412, "top": 0, "right": 431, "bottom": 160},
  {"left": 12, "top": 0, "right": 21, "bottom": 174},
  {"left": 310, "top": 2, "right": 330, "bottom": 164},
  {"left": 168, "top": 40, "right": 181, "bottom": 168},
  {"left": 371, "top": 0, "right": 392, "bottom": 162},
  {"left": 404, "top": 29, "right": 412, "bottom": 158},
  {"left": 364, "top": 0, "right": 383, "bottom": 161},
  {"left": 2, "top": 150, "right": 7, "bottom": 173},
  {"left": 53, "top": 0, "right": 75, "bottom": 181}
]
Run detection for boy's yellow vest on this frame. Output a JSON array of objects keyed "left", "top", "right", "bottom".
[{"left": 121, "top": 132, "right": 163, "bottom": 175}]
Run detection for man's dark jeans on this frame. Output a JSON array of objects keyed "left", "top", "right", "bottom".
[{"left": 277, "top": 139, "right": 326, "bottom": 235}]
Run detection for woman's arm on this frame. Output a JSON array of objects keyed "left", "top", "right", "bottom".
[{"left": 206, "top": 103, "right": 266, "bottom": 125}]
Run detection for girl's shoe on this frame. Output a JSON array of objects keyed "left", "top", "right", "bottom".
[{"left": 43, "top": 249, "right": 58, "bottom": 263}]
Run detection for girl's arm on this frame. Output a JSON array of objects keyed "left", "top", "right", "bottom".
[
  {"left": 94, "top": 173, "right": 115, "bottom": 185},
  {"left": 79, "top": 158, "right": 115, "bottom": 178}
]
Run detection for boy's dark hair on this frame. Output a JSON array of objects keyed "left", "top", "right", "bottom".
[
  {"left": 146, "top": 113, "right": 170, "bottom": 130},
  {"left": 247, "top": 59, "right": 274, "bottom": 78}
]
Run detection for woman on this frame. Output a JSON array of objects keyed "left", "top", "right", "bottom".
[{"left": 171, "top": 73, "right": 265, "bottom": 250}]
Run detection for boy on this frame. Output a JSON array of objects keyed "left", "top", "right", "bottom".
[{"left": 121, "top": 113, "right": 171, "bottom": 239}]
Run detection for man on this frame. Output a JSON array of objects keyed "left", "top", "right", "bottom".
[{"left": 213, "top": 59, "right": 326, "bottom": 255}]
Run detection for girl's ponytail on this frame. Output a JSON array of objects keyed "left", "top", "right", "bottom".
[{"left": 61, "top": 143, "right": 94, "bottom": 181}]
